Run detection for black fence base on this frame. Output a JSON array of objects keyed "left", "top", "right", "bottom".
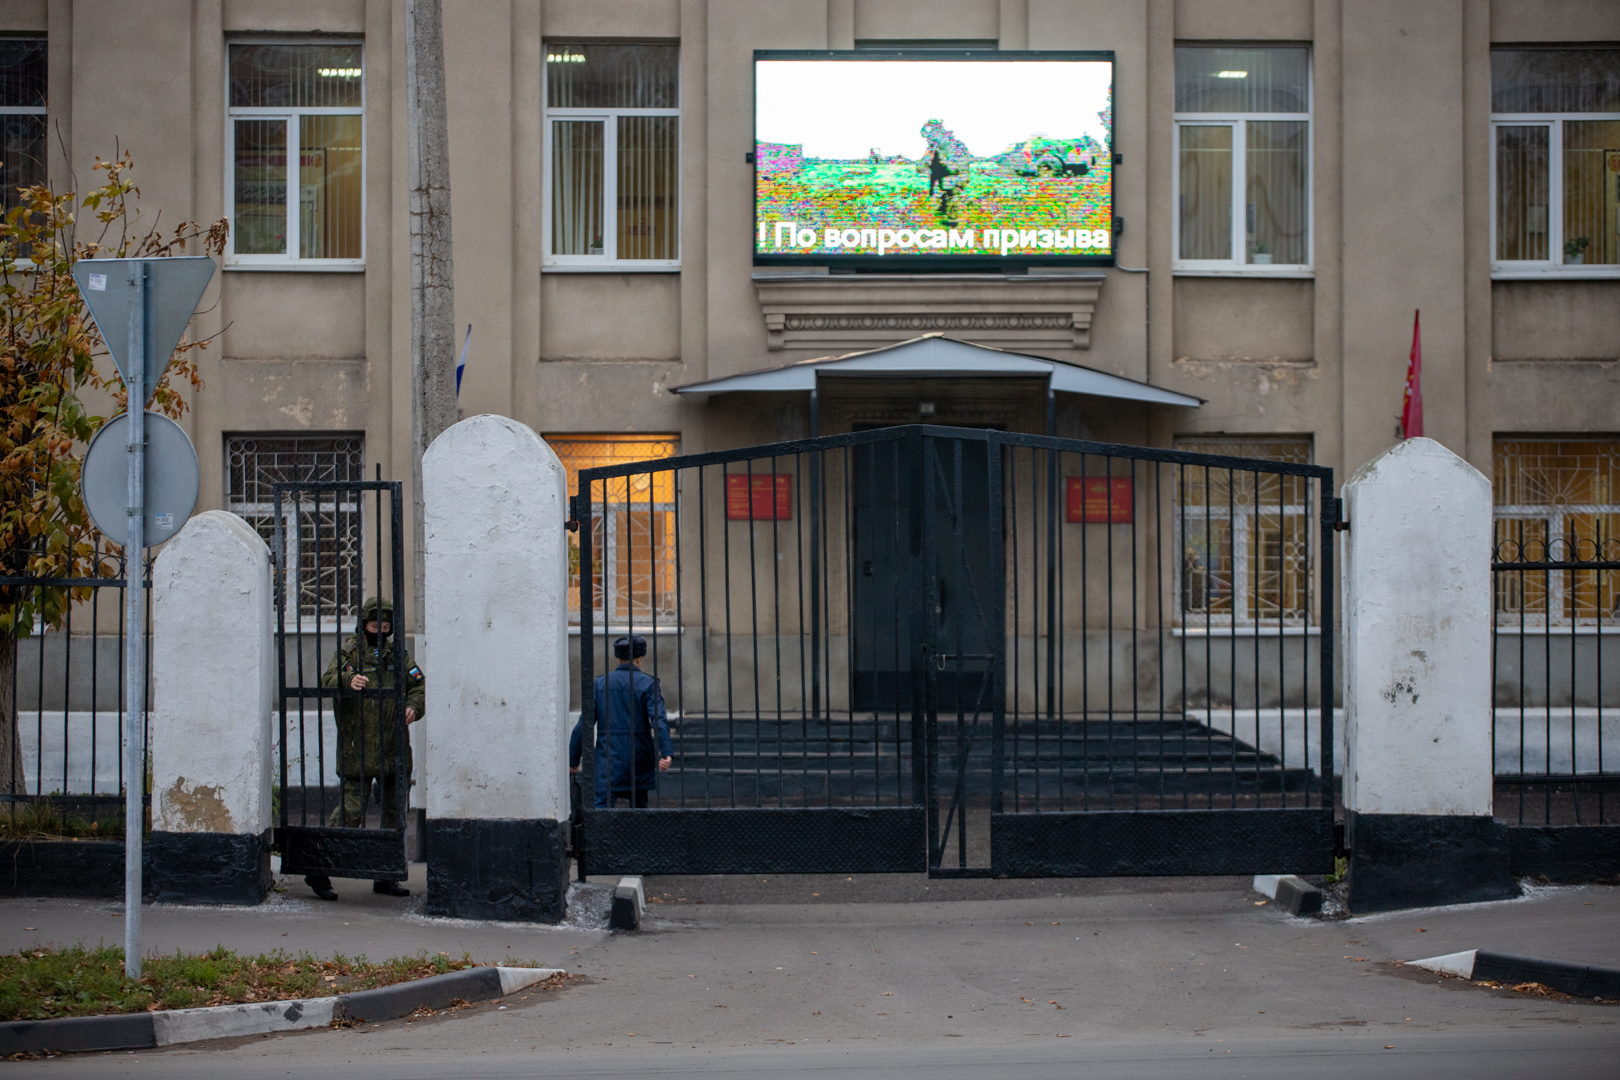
[
  {"left": 1346, "top": 811, "right": 1518, "bottom": 913},
  {"left": 0, "top": 839, "right": 133, "bottom": 899},
  {"left": 425, "top": 817, "right": 568, "bottom": 922},
  {"left": 991, "top": 808, "right": 1334, "bottom": 877},
  {"left": 277, "top": 825, "right": 408, "bottom": 882},
  {"left": 580, "top": 807, "right": 927, "bottom": 876},
  {"left": 1508, "top": 824, "right": 1620, "bottom": 882},
  {"left": 148, "top": 830, "right": 272, "bottom": 905}
]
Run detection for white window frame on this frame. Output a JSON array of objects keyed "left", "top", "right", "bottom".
[
  {"left": 542, "top": 49, "right": 681, "bottom": 272},
  {"left": 224, "top": 39, "right": 366, "bottom": 272},
  {"left": 0, "top": 37, "right": 48, "bottom": 220},
  {"left": 1490, "top": 113, "right": 1620, "bottom": 280},
  {"left": 1172, "top": 56, "right": 1313, "bottom": 278}
]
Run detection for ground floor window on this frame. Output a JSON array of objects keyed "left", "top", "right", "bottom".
[
  {"left": 546, "top": 434, "right": 680, "bottom": 627},
  {"left": 1493, "top": 436, "right": 1620, "bottom": 627},
  {"left": 225, "top": 433, "right": 367, "bottom": 624},
  {"left": 1173, "top": 436, "right": 1315, "bottom": 627}
]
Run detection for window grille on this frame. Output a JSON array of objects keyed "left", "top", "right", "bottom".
[
  {"left": 544, "top": 43, "right": 680, "bottom": 269},
  {"left": 1174, "top": 437, "right": 1314, "bottom": 626},
  {"left": 1173, "top": 46, "right": 1311, "bottom": 273},
  {"left": 0, "top": 39, "right": 46, "bottom": 215},
  {"left": 1493, "top": 437, "right": 1620, "bottom": 626},
  {"left": 547, "top": 434, "right": 680, "bottom": 627},
  {"left": 225, "top": 434, "right": 366, "bottom": 623},
  {"left": 227, "top": 42, "right": 365, "bottom": 266}
]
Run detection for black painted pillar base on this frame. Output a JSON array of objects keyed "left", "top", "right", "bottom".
[
  {"left": 148, "top": 829, "right": 272, "bottom": 905},
  {"left": 1346, "top": 811, "right": 1518, "bottom": 914},
  {"left": 425, "top": 818, "right": 568, "bottom": 922}
]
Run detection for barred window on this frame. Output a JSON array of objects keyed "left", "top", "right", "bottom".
[
  {"left": 225, "top": 434, "right": 366, "bottom": 623},
  {"left": 546, "top": 434, "right": 679, "bottom": 627},
  {"left": 0, "top": 39, "right": 47, "bottom": 215},
  {"left": 1174, "top": 437, "right": 1314, "bottom": 627},
  {"left": 1493, "top": 437, "right": 1620, "bottom": 627}
]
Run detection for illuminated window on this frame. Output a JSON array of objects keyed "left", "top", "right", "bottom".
[
  {"left": 1493, "top": 437, "right": 1620, "bottom": 627},
  {"left": 225, "top": 434, "right": 367, "bottom": 624},
  {"left": 1174, "top": 437, "right": 1314, "bottom": 627},
  {"left": 544, "top": 44, "right": 679, "bottom": 269},
  {"left": 1491, "top": 49, "right": 1620, "bottom": 275},
  {"left": 227, "top": 42, "right": 364, "bottom": 267},
  {"left": 0, "top": 39, "right": 46, "bottom": 215},
  {"left": 1173, "top": 47, "right": 1310, "bottom": 273},
  {"left": 547, "top": 435, "right": 680, "bottom": 627}
]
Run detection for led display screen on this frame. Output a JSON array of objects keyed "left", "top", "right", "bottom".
[{"left": 754, "top": 51, "right": 1114, "bottom": 268}]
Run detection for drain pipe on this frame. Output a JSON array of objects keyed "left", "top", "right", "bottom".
[{"left": 1114, "top": 262, "right": 1151, "bottom": 373}]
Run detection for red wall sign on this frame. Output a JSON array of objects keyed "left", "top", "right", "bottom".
[
  {"left": 726, "top": 474, "right": 793, "bottom": 520},
  {"left": 1065, "top": 476, "right": 1133, "bottom": 524}
]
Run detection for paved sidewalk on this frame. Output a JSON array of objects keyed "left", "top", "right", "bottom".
[{"left": 4, "top": 868, "right": 1617, "bottom": 1073}]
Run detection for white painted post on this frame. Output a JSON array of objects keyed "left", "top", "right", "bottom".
[
  {"left": 1341, "top": 437, "right": 1514, "bottom": 912},
  {"left": 422, "top": 414, "right": 571, "bottom": 921},
  {"left": 148, "top": 511, "right": 275, "bottom": 905}
]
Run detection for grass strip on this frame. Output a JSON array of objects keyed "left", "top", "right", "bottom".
[
  {"left": 0, "top": 802, "right": 126, "bottom": 841},
  {"left": 0, "top": 945, "right": 502, "bottom": 1021}
]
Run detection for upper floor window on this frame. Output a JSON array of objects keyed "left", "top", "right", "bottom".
[
  {"left": 227, "top": 42, "right": 364, "bottom": 269},
  {"left": 544, "top": 44, "right": 679, "bottom": 270},
  {"left": 1492, "top": 49, "right": 1620, "bottom": 277},
  {"left": 1173, "top": 46, "right": 1310, "bottom": 275},
  {"left": 0, "top": 38, "right": 47, "bottom": 214}
]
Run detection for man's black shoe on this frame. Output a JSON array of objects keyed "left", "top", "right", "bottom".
[
  {"left": 373, "top": 880, "right": 410, "bottom": 897},
  {"left": 305, "top": 876, "right": 339, "bottom": 901}
]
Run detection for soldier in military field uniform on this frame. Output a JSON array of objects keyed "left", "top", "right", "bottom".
[{"left": 305, "top": 595, "right": 424, "bottom": 902}]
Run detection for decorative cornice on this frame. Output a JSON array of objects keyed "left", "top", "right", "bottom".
[{"left": 753, "top": 272, "right": 1106, "bottom": 353}]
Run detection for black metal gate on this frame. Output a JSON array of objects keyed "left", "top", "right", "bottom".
[
  {"left": 273, "top": 477, "right": 409, "bottom": 882},
  {"left": 572, "top": 427, "right": 1334, "bottom": 877}
]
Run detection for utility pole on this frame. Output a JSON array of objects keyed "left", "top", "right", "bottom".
[{"left": 407, "top": 0, "right": 457, "bottom": 632}]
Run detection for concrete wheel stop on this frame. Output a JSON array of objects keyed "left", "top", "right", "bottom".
[
  {"left": 0, "top": 965, "right": 565, "bottom": 1056},
  {"left": 610, "top": 875, "right": 646, "bottom": 930},
  {"left": 1252, "top": 874, "right": 1324, "bottom": 916}
]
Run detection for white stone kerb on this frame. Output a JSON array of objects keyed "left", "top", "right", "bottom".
[{"left": 422, "top": 414, "right": 570, "bottom": 822}]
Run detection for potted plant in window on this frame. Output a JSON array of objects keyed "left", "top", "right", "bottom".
[
  {"left": 1564, "top": 236, "right": 1590, "bottom": 265},
  {"left": 1252, "top": 241, "right": 1272, "bottom": 265}
]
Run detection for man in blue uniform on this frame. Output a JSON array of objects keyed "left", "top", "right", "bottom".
[{"left": 570, "top": 635, "right": 673, "bottom": 807}]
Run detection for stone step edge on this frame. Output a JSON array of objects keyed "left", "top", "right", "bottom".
[
  {"left": 1406, "top": 949, "right": 1620, "bottom": 999},
  {"left": 0, "top": 965, "right": 565, "bottom": 1056}
]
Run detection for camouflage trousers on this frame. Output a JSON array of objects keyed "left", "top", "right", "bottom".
[{"left": 327, "top": 773, "right": 406, "bottom": 830}]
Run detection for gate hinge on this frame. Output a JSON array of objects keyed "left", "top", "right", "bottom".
[
  {"left": 1331, "top": 497, "right": 1349, "bottom": 532},
  {"left": 1333, "top": 519, "right": 1350, "bottom": 533},
  {"left": 566, "top": 494, "right": 585, "bottom": 532}
]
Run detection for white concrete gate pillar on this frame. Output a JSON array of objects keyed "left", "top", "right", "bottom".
[
  {"left": 149, "top": 511, "right": 275, "bottom": 905},
  {"left": 422, "top": 414, "right": 571, "bottom": 921},
  {"left": 1341, "top": 438, "right": 1515, "bottom": 912}
]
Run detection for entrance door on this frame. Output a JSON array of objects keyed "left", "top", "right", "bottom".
[{"left": 852, "top": 430, "right": 998, "bottom": 713}]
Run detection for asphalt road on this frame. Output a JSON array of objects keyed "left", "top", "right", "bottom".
[{"left": 6, "top": 869, "right": 1617, "bottom": 1076}]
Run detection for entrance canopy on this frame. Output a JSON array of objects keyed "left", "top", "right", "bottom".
[{"left": 672, "top": 334, "right": 1203, "bottom": 408}]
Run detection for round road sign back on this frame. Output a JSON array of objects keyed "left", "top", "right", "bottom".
[{"left": 81, "top": 411, "right": 200, "bottom": 547}]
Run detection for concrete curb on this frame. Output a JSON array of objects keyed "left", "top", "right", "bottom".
[
  {"left": 1408, "top": 949, "right": 1620, "bottom": 999},
  {"left": 611, "top": 875, "right": 646, "bottom": 930},
  {"left": 0, "top": 966, "right": 564, "bottom": 1056},
  {"left": 1252, "top": 874, "right": 1324, "bottom": 916}
]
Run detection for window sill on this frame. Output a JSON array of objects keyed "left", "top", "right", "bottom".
[
  {"left": 543, "top": 263, "right": 681, "bottom": 274},
  {"left": 1494, "top": 625, "right": 1620, "bottom": 635},
  {"left": 1172, "top": 625, "right": 1320, "bottom": 637},
  {"left": 224, "top": 261, "right": 366, "bottom": 273},
  {"left": 568, "top": 625, "right": 681, "bottom": 636},
  {"left": 1172, "top": 267, "right": 1314, "bottom": 280},
  {"left": 1490, "top": 267, "right": 1620, "bottom": 281}
]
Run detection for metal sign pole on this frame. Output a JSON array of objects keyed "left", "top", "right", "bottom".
[{"left": 123, "top": 264, "right": 146, "bottom": 979}]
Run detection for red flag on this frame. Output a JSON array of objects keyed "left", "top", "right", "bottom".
[{"left": 1401, "top": 310, "right": 1423, "bottom": 439}]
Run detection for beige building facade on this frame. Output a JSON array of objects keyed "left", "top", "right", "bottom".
[{"left": 4, "top": 0, "right": 1617, "bottom": 634}]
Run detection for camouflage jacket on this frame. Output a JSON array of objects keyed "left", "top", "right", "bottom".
[{"left": 320, "top": 634, "right": 425, "bottom": 778}]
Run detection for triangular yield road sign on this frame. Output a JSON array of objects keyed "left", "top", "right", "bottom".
[{"left": 71, "top": 256, "right": 216, "bottom": 402}]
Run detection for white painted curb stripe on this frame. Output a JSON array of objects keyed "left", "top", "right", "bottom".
[
  {"left": 497, "top": 966, "right": 566, "bottom": 995},
  {"left": 1408, "top": 950, "right": 1478, "bottom": 979},
  {"left": 152, "top": 996, "right": 338, "bottom": 1046}
]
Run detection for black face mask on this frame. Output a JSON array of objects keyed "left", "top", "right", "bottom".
[{"left": 362, "top": 625, "right": 388, "bottom": 647}]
